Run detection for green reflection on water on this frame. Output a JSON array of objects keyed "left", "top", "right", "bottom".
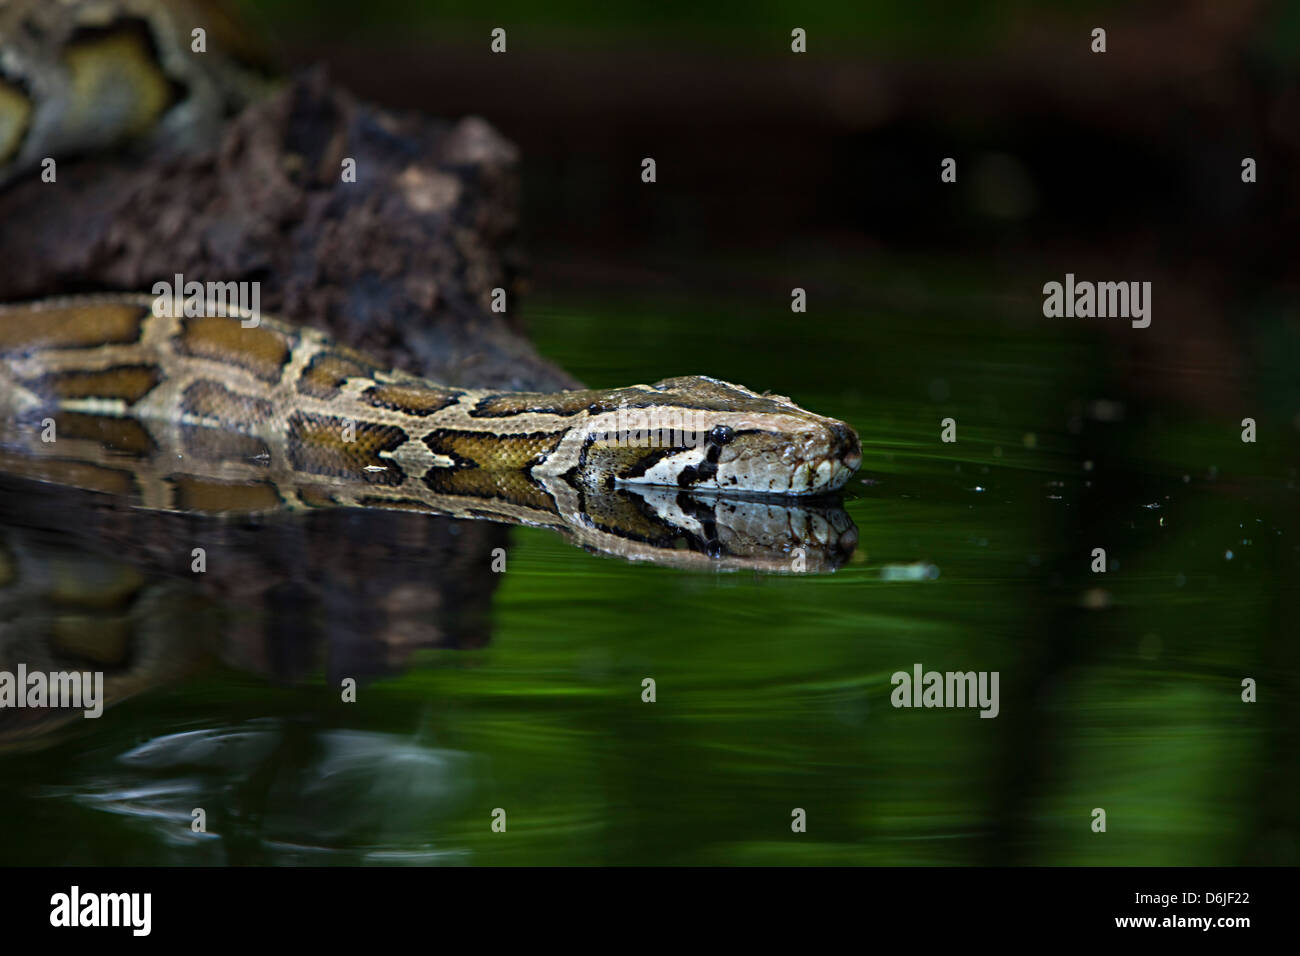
[{"left": 0, "top": 280, "right": 1295, "bottom": 865}]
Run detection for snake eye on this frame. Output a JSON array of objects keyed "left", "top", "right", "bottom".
[{"left": 708, "top": 425, "right": 735, "bottom": 445}]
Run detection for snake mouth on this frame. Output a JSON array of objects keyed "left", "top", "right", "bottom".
[{"left": 788, "top": 456, "right": 858, "bottom": 494}]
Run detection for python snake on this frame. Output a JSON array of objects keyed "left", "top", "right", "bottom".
[
  {"left": 0, "top": 0, "right": 862, "bottom": 569},
  {"left": 0, "top": 295, "right": 861, "bottom": 568}
]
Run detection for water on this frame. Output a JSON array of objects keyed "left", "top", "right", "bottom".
[{"left": 1, "top": 275, "right": 1296, "bottom": 865}]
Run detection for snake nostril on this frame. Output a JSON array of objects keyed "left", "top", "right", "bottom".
[{"left": 826, "top": 423, "right": 861, "bottom": 469}]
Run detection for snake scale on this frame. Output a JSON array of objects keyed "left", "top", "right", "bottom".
[{"left": 0, "top": 0, "right": 861, "bottom": 564}]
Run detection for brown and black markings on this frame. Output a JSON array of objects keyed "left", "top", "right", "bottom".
[
  {"left": 421, "top": 428, "right": 565, "bottom": 511},
  {"left": 363, "top": 381, "right": 463, "bottom": 416},
  {"left": 421, "top": 428, "right": 565, "bottom": 472},
  {"left": 175, "top": 315, "right": 294, "bottom": 385},
  {"left": 48, "top": 410, "right": 156, "bottom": 457},
  {"left": 560, "top": 424, "right": 737, "bottom": 492},
  {"left": 167, "top": 474, "right": 285, "bottom": 513},
  {"left": 467, "top": 385, "right": 723, "bottom": 420},
  {"left": 181, "top": 379, "right": 275, "bottom": 431},
  {"left": 24, "top": 363, "right": 162, "bottom": 404},
  {"left": 423, "top": 467, "right": 561, "bottom": 515},
  {"left": 468, "top": 389, "right": 598, "bottom": 418},
  {"left": 0, "top": 451, "right": 140, "bottom": 499},
  {"left": 180, "top": 425, "right": 270, "bottom": 464},
  {"left": 296, "top": 349, "right": 380, "bottom": 399},
  {"left": 563, "top": 431, "right": 655, "bottom": 492},
  {"left": 0, "top": 301, "right": 147, "bottom": 353},
  {"left": 285, "top": 411, "right": 408, "bottom": 486},
  {"left": 573, "top": 483, "right": 709, "bottom": 553}
]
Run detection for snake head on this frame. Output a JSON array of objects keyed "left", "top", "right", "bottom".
[{"left": 573, "top": 375, "right": 862, "bottom": 496}]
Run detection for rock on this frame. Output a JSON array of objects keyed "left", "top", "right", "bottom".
[{"left": 0, "top": 68, "right": 577, "bottom": 392}]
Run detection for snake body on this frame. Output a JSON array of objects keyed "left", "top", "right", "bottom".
[
  {"left": 0, "top": 0, "right": 266, "bottom": 183},
  {"left": 0, "top": 296, "right": 861, "bottom": 564}
]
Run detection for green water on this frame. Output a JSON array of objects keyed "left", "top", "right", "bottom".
[{"left": 0, "top": 273, "right": 1295, "bottom": 865}]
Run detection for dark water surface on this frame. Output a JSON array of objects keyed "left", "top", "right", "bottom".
[{"left": 1, "top": 276, "right": 1295, "bottom": 865}]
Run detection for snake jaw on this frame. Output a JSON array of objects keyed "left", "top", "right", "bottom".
[{"left": 790, "top": 456, "right": 855, "bottom": 494}]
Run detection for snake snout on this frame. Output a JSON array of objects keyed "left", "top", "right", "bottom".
[
  {"left": 828, "top": 422, "right": 862, "bottom": 473},
  {"left": 787, "top": 418, "right": 861, "bottom": 493}
]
